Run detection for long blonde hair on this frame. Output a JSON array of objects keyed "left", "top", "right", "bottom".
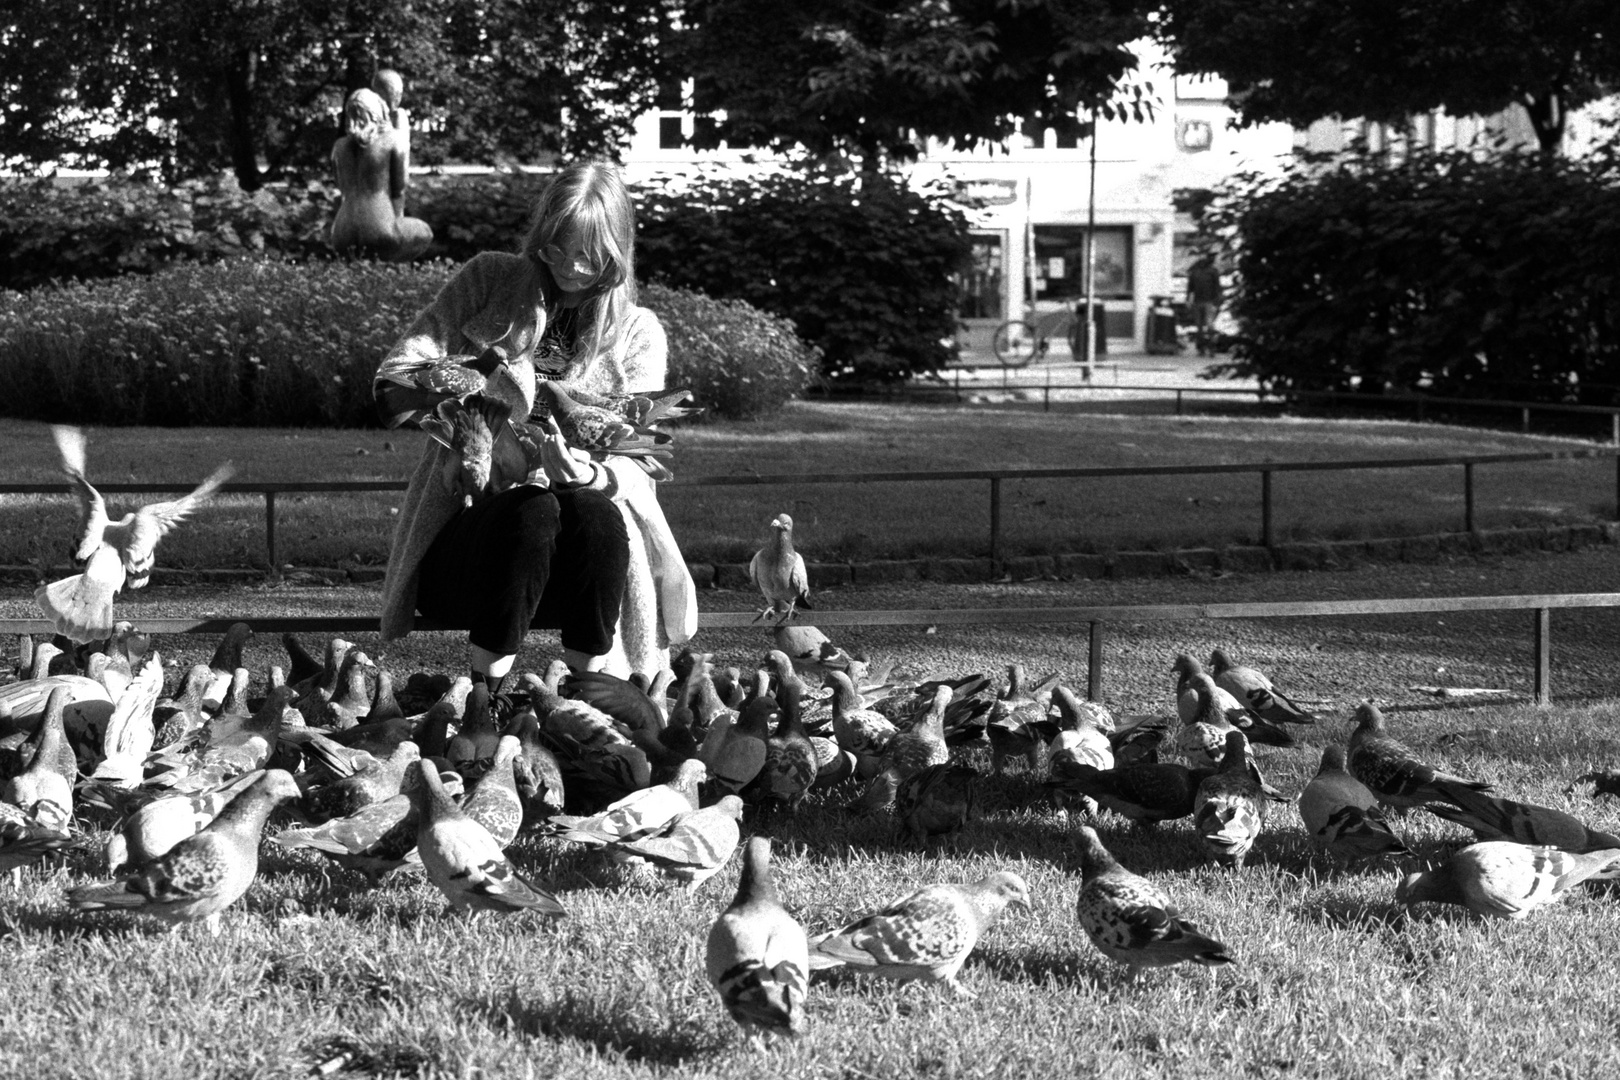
[{"left": 520, "top": 161, "right": 638, "bottom": 373}]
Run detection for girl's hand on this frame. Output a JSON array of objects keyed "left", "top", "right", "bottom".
[{"left": 539, "top": 414, "right": 596, "bottom": 488}]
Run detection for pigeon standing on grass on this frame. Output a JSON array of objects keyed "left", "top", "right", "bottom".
[
  {"left": 1207, "top": 647, "right": 1316, "bottom": 726},
  {"left": 36, "top": 425, "right": 234, "bottom": 643},
  {"left": 408, "top": 760, "right": 566, "bottom": 917},
  {"left": 749, "top": 514, "right": 812, "bottom": 625},
  {"left": 1397, "top": 841, "right": 1620, "bottom": 919},
  {"left": 1074, "top": 824, "right": 1233, "bottom": 977},
  {"left": 1192, "top": 731, "right": 1268, "bottom": 869},
  {"left": 1298, "top": 745, "right": 1410, "bottom": 868},
  {"left": 607, "top": 795, "right": 745, "bottom": 890},
  {"left": 67, "top": 769, "right": 300, "bottom": 934},
  {"left": 1347, "top": 702, "right": 1491, "bottom": 811},
  {"left": 807, "top": 871, "right": 1031, "bottom": 997},
  {"left": 706, "top": 837, "right": 810, "bottom": 1039}
]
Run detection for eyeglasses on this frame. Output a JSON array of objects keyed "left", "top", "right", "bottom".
[{"left": 539, "top": 243, "right": 601, "bottom": 278}]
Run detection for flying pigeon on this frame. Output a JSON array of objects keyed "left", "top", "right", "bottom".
[
  {"left": 706, "top": 836, "right": 810, "bottom": 1039},
  {"left": 748, "top": 514, "right": 811, "bottom": 625},
  {"left": 1397, "top": 841, "right": 1620, "bottom": 919},
  {"left": 1207, "top": 647, "right": 1316, "bottom": 725},
  {"left": 808, "top": 871, "right": 1031, "bottom": 997},
  {"left": 67, "top": 769, "right": 300, "bottom": 934},
  {"left": 1347, "top": 702, "right": 1491, "bottom": 811},
  {"left": 36, "top": 425, "right": 234, "bottom": 643},
  {"left": 1297, "top": 745, "right": 1410, "bottom": 868},
  {"left": 1073, "top": 824, "right": 1233, "bottom": 976}
]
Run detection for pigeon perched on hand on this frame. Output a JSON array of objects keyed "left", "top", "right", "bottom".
[
  {"left": 808, "top": 871, "right": 1031, "bottom": 997},
  {"left": 706, "top": 836, "right": 810, "bottom": 1040},
  {"left": 68, "top": 769, "right": 300, "bottom": 934},
  {"left": 1074, "top": 824, "right": 1233, "bottom": 977},
  {"left": 1397, "top": 841, "right": 1620, "bottom": 919},
  {"left": 530, "top": 381, "right": 674, "bottom": 456},
  {"left": 748, "top": 514, "right": 811, "bottom": 625},
  {"left": 36, "top": 426, "right": 234, "bottom": 643},
  {"left": 1298, "top": 745, "right": 1410, "bottom": 869}
]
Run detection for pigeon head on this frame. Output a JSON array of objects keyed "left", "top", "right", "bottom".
[
  {"left": 1207, "top": 648, "right": 1235, "bottom": 675},
  {"left": 1354, "top": 702, "right": 1387, "bottom": 733},
  {"left": 1171, "top": 653, "right": 1201, "bottom": 677},
  {"left": 770, "top": 514, "right": 793, "bottom": 532},
  {"left": 1319, "top": 744, "right": 1349, "bottom": 773},
  {"left": 978, "top": 870, "right": 1032, "bottom": 912},
  {"left": 1395, "top": 868, "right": 1457, "bottom": 908},
  {"left": 1220, "top": 730, "right": 1252, "bottom": 771}
]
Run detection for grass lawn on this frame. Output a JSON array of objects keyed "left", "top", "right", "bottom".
[{"left": 0, "top": 403, "right": 1613, "bottom": 573}]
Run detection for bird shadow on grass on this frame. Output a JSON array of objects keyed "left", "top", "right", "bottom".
[
  {"left": 968, "top": 945, "right": 1106, "bottom": 992},
  {"left": 463, "top": 987, "right": 722, "bottom": 1066},
  {"left": 1293, "top": 890, "right": 1408, "bottom": 933}
]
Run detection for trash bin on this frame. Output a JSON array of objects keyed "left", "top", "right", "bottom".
[
  {"left": 1069, "top": 302, "right": 1107, "bottom": 360},
  {"left": 1145, "top": 294, "right": 1179, "bottom": 355}
]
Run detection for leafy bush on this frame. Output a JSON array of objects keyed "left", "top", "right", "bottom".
[
  {"left": 0, "top": 258, "right": 811, "bottom": 426},
  {"left": 640, "top": 283, "right": 817, "bottom": 420},
  {"left": 1207, "top": 146, "right": 1620, "bottom": 404},
  {"left": 635, "top": 166, "right": 973, "bottom": 383}
]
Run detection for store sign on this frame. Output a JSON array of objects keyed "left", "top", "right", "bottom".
[{"left": 952, "top": 178, "right": 1020, "bottom": 205}]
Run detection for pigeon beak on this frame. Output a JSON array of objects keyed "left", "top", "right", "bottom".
[{"left": 770, "top": 516, "right": 788, "bottom": 530}]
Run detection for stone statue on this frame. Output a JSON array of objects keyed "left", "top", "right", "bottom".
[
  {"left": 328, "top": 81, "right": 432, "bottom": 262},
  {"left": 373, "top": 68, "right": 410, "bottom": 215}
]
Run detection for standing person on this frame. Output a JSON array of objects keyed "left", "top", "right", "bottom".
[
  {"left": 1186, "top": 253, "right": 1224, "bottom": 358},
  {"left": 328, "top": 87, "right": 433, "bottom": 262},
  {"left": 373, "top": 161, "right": 696, "bottom": 691}
]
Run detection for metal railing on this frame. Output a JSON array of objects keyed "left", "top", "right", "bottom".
[
  {"left": 4, "top": 447, "right": 1618, "bottom": 568},
  {"left": 908, "top": 373, "right": 1620, "bottom": 443},
  {"left": 4, "top": 591, "right": 1614, "bottom": 705}
]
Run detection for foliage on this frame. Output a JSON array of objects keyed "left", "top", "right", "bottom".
[
  {"left": 637, "top": 166, "right": 973, "bottom": 382},
  {"left": 0, "top": 257, "right": 812, "bottom": 427},
  {"left": 0, "top": 0, "right": 674, "bottom": 190},
  {"left": 640, "top": 284, "right": 817, "bottom": 421},
  {"left": 677, "top": 0, "right": 1157, "bottom": 169},
  {"left": 1157, "top": 0, "right": 1620, "bottom": 155},
  {"left": 1204, "top": 145, "right": 1620, "bottom": 403}
]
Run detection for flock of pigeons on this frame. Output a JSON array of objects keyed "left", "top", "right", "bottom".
[
  {"left": 4, "top": 612, "right": 1620, "bottom": 1041},
  {"left": 11, "top": 423, "right": 1620, "bottom": 1041}
]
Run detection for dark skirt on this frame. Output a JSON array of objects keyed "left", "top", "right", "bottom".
[{"left": 415, "top": 484, "right": 630, "bottom": 656}]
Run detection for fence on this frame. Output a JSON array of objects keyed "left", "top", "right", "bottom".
[
  {"left": 910, "top": 374, "right": 1620, "bottom": 443},
  {"left": 3, "top": 591, "right": 1614, "bottom": 705},
  {"left": 5, "top": 446, "right": 1617, "bottom": 568}
]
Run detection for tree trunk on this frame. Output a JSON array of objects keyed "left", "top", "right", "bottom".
[
  {"left": 222, "top": 49, "right": 263, "bottom": 190},
  {"left": 1522, "top": 89, "right": 1565, "bottom": 157}
]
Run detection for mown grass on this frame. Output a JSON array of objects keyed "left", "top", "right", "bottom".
[
  {"left": 4, "top": 692, "right": 1620, "bottom": 1079},
  {"left": 0, "top": 403, "right": 1610, "bottom": 573}
]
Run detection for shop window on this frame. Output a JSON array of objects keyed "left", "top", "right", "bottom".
[
  {"left": 1030, "top": 225, "right": 1132, "bottom": 302},
  {"left": 954, "top": 233, "right": 1005, "bottom": 320}
]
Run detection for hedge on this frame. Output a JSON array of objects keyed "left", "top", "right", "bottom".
[
  {"left": 1208, "top": 146, "right": 1620, "bottom": 404},
  {"left": 0, "top": 257, "right": 814, "bottom": 426}
]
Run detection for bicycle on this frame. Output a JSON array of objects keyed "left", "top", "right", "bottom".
[{"left": 992, "top": 306, "right": 1099, "bottom": 367}]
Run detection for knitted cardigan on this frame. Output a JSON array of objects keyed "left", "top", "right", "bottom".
[{"left": 372, "top": 251, "right": 697, "bottom": 678}]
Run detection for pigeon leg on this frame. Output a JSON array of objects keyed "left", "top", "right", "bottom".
[
  {"left": 945, "top": 977, "right": 978, "bottom": 999},
  {"left": 204, "top": 913, "right": 223, "bottom": 937}
]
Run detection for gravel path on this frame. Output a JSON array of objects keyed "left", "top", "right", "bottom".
[{"left": 4, "top": 543, "right": 1615, "bottom": 730}]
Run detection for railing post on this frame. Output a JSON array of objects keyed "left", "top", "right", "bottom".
[
  {"left": 1611, "top": 412, "right": 1618, "bottom": 447},
  {"left": 1175, "top": 389, "right": 1184, "bottom": 416},
  {"left": 1087, "top": 620, "right": 1104, "bottom": 702},
  {"left": 989, "top": 477, "right": 1002, "bottom": 562},
  {"left": 1464, "top": 462, "right": 1475, "bottom": 533},
  {"left": 1522, "top": 407, "right": 1531, "bottom": 434},
  {"left": 264, "top": 490, "right": 280, "bottom": 581},
  {"left": 1533, "top": 607, "right": 1550, "bottom": 705},
  {"left": 1043, "top": 382, "right": 1051, "bottom": 413},
  {"left": 1261, "top": 470, "right": 1274, "bottom": 548}
]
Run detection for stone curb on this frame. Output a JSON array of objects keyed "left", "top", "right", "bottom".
[{"left": 2, "top": 522, "right": 1615, "bottom": 591}]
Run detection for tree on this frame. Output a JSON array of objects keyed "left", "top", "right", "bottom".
[
  {"left": 1156, "top": 0, "right": 1620, "bottom": 156},
  {"left": 0, "top": 0, "right": 675, "bottom": 190},
  {"left": 676, "top": 0, "right": 1158, "bottom": 172}
]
